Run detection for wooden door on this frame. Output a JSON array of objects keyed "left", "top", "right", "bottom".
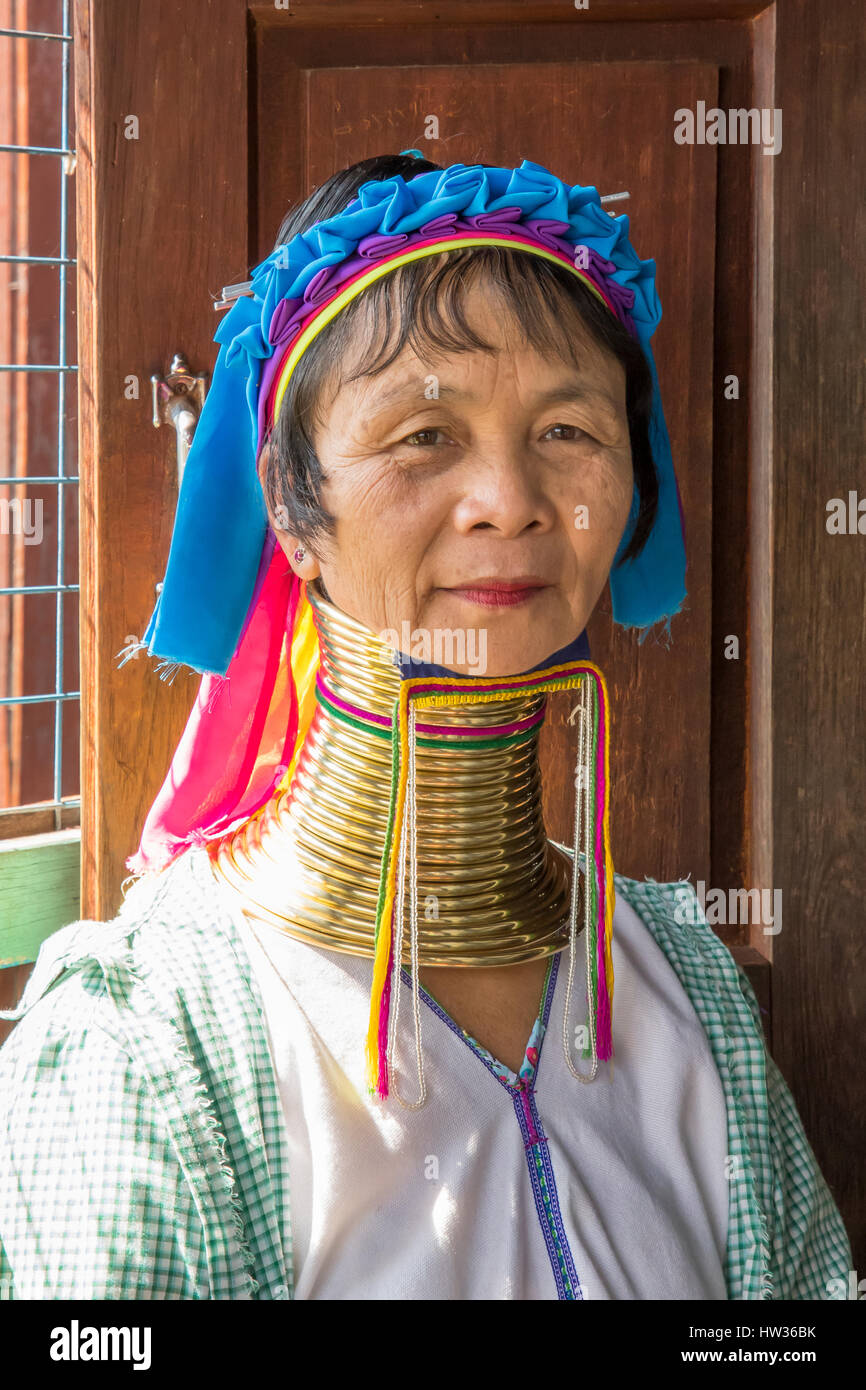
[{"left": 7, "top": 0, "right": 862, "bottom": 1263}]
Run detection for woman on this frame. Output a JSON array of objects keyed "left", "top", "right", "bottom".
[{"left": 0, "top": 152, "right": 852, "bottom": 1300}]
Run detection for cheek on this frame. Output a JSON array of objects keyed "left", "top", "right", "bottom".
[
  {"left": 568, "top": 447, "right": 634, "bottom": 546},
  {"left": 340, "top": 455, "right": 453, "bottom": 531},
  {"left": 322, "top": 459, "right": 442, "bottom": 577}
]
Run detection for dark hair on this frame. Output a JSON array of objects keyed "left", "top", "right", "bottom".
[{"left": 262, "top": 153, "right": 658, "bottom": 568}]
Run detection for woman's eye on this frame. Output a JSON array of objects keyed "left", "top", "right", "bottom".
[
  {"left": 402, "top": 428, "right": 447, "bottom": 447},
  {"left": 543, "top": 423, "right": 589, "bottom": 442}
]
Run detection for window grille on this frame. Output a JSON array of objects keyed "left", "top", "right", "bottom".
[{"left": 0, "top": 0, "right": 79, "bottom": 833}]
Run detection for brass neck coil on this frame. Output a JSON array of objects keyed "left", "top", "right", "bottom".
[{"left": 208, "top": 582, "right": 575, "bottom": 966}]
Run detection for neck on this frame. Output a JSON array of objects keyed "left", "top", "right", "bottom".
[{"left": 209, "top": 581, "right": 576, "bottom": 966}]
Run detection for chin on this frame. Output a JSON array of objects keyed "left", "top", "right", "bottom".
[
  {"left": 432, "top": 589, "right": 562, "bottom": 660},
  {"left": 422, "top": 600, "right": 563, "bottom": 680}
]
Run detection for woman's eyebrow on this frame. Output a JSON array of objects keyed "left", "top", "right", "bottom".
[{"left": 522, "top": 384, "right": 621, "bottom": 412}]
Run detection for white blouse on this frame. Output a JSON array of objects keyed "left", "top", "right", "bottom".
[{"left": 232, "top": 885, "right": 730, "bottom": 1300}]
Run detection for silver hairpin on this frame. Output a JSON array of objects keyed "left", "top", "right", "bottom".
[
  {"left": 213, "top": 190, "right": 630, "bottom": 311},
  {"left": 214, "top": 279, "right": 254, "bottom": 311}
]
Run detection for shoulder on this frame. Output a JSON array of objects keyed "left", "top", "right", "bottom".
[
  {"left": 0, "top": 845, "right": 263, "bottom": 1114},
  {"left": 0, "top": 976, "right": 207, "bottom": 1297},
  {"left": 612, "top": 871, "right": 746, "bottom": 990},
  {"left": 554, "top": 843, "right": 853, "bottom": 1299},
  {"left": 0, "top": 893, "right": 209, "bottom": 1298},
  {"left": 552, "top": 843, "right": 755, "bottom": 1024},
  {"left": 0, "top": 848, "right": 269, "bottom": 1300},
  {"left": 0, "top": 846, "right": 249, "bottom": 1034}
]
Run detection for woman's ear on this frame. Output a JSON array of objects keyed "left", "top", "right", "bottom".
[
  {"left": 271, "top": 514, "right": 322, "bottom": 580},
  {"left": 285, "top": 541, "right": 321, "bottom": 581}
]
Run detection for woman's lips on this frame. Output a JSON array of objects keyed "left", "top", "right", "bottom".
[{"left": 445, "top": 580, "right": 549, "bottom": 609}]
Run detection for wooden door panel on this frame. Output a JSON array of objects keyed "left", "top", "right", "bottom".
[{"left": 74, "top": 0, "right": 251, "bottom": 923}]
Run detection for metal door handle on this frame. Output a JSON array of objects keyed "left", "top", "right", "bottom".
[{"left": 151, "top": 352, "right": 208, "bottom": 490}]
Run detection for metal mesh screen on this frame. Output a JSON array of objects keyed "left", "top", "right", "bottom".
[{"left": 0, "top": 0, "right": 79, "bottom": 829}]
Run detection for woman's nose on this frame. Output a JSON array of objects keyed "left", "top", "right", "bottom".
[{"left": 453, "top": 442, "right": 555, "bottom": 538}]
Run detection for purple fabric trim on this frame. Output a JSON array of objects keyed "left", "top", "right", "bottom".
[
  {"left": 316, "top": 673, "right": 393, "bottom": 728},
  {"left": 400, "top": 951, "right": 560, "bottom": 1094},
  {"left": 514, "top": 1087, "right": 584, "bottom": 1300},
  {"left": 401, "top": 952, "right": 583, "bottom": 1300},
  {"left": 267, "top": 211, "right": 634, "bottom": 353}
]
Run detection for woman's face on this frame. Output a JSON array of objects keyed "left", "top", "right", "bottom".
[{"left": 268, "top": 278, "right": 635, "bottom": 677}]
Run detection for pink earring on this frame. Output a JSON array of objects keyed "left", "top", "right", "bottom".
[{"left": 294, "top": 548, "right": 306, "bottom": 564}]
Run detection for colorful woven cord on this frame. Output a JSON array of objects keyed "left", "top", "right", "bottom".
[{"left": 362, "top": 662, "right": 614, "bottom": 1099}]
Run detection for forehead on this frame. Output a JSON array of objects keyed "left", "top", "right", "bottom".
[
  {"left": 322, "top": 261, "right": 626, "bottom": 412},
  {"left": 349, "top": 366, "right": 626, "bottom": 426}
]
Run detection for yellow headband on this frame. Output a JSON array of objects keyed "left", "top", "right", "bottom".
[{"left": 271, "top": 235, "right": 616, "bottom": 426}]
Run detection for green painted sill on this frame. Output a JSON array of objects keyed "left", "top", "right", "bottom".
[{"left": 0, "top": 829, "right": 81, "bottom": 968}]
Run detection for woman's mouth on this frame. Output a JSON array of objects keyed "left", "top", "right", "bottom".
[{"left": 445, "top": 578, "right": 550, "bottom": 609}]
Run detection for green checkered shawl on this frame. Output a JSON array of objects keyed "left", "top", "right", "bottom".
[{"left": 0, "top": 845, "right": 852, "bottom": 1300}]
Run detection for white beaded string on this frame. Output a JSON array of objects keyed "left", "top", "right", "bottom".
[
  {"left": 562, "top": 676, "right": 599, "bottom": 1083},
  {"left": 386, "top": 700, "right": 427, "bottom": 1109}
]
